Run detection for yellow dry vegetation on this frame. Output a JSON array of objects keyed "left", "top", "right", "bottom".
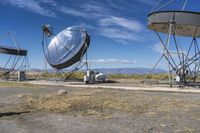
[
  {"left": 16, "top": 89, "right": 200, "bottom": 118},
  {"left": 0, "top": 82, "right": 40, "bottom": 88},
  {"left": 20, "top": 90, "right": 149, "bottom": 116}
]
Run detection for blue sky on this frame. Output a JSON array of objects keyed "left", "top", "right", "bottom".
[{"left": 0, "top": 0, "right": 199, "bottom": 69}]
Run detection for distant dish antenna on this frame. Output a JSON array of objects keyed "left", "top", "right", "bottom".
[
  {"left": 0, "top": 32, "right": 29, "bottom": 80},
  {"left": 42, "top": 25, "right": 90, "bottom": 79},
  {"left": 143, "top": 0, "right": 200, "bottom": 87}
]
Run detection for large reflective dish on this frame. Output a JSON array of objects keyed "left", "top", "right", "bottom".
[
  {"left": 45, "top": 25, "right": 90, "bottom": 70},
  {"left": 147, "top": 11, "right": 200, "bottom": 37},
  {"left": 0, "top": 45, "right": 27, "bottom": 56}
]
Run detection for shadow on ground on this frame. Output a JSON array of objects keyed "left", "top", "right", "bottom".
[{"left": 0, "top": 111, "right": 30, "bottom": 117}]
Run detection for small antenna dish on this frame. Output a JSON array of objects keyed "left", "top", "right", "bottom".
[{"left": 42, "top": 24, "right": 53, "bottom": 37}]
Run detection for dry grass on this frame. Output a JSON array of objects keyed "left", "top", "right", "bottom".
[
  {"left": 108, "top": 73, "right": 169, "bottom": 80},
  {"left": 15, "top": 89, "right": 200, "bottom": 118},
  {"left": 1, "top": 86, "right": 200, "bottom": 121},
  {"left": 0, "top": 82, "right": 45, "bottom": 88},
  {"left": 21, "top": 90, "right": 149, "bottom": 116}
]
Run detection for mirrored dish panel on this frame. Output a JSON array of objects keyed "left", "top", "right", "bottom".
[{"left": 45, "top": 25, "right": 90, "bottom": 70}]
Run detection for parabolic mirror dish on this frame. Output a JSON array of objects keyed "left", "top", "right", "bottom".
[
  {"left": 44, "top": 25, "right": 90, "bottom": 70},
  {"left": 147, "top": 11, "right": 200, "bottom": 37},
  {"left": 0, "top": 45, "right": 27, "bottom": 56}
]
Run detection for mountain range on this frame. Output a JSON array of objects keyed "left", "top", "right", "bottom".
[
  {"left": 29, "top": 67, "right": 166, "bottom": 75},
  {"left": 92, "top": 68, "right": 166, "bottom": 74}
]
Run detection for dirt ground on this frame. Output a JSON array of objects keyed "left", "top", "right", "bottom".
[{"left": 0, "top": 82, "right": 200, "bottom": 133}]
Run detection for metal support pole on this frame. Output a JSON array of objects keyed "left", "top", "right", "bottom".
[
  {"left": 142, "top": 54, "right": 164, "bottom": 82},
  {"left": 165, "top": 22, "right": 173, "bottom": 87}
]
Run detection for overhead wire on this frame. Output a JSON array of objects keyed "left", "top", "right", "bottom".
[
  {"left": 154, "top": 0, "right": 175, "bottom": 11},
  {"left": 182, "top": 0, "right": 188, "bottom": 11}
]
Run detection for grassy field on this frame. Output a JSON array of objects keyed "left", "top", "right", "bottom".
[
  {"left": 27, "top": 71, "right": 171, "bottom": 81},
  {"left": 108, "top": 73, "right": 169, "bottom": 80}
]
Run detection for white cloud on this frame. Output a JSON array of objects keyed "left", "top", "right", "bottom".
[
  {"left": 153, "top": 42, "right": 163, "bottom": 53},
  {"left": 82, "top": 2, "right": 109, "bottom": 14},
  {"left": 1, "top": 0, "right": 153, "bottom": 45},
  {"left": 135, "top": 0, "right": 156, "bottom": 6},
  {"left": 97, "top": 16, "right": 146, "bottom": 43},
  {"left": 59, "top": 6, "right": 89, "bottom": 18},
  {"left": 99, "top": 27, "right": 144, "bottom": 43},
  {"left": 58, "top": 2, "right": 109, "bottom": 19},
  {"left": 81, "top": 2, "right": 151, "bottom": 44},
  {"left": 1, "top": 0, "right": 56, "bottom": 17},
  {"left": 87, "top": 58, "right": 137, "bottom": 64},
  {"left": 98, "top": 16, "right": 144, "bottom": 32}
]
